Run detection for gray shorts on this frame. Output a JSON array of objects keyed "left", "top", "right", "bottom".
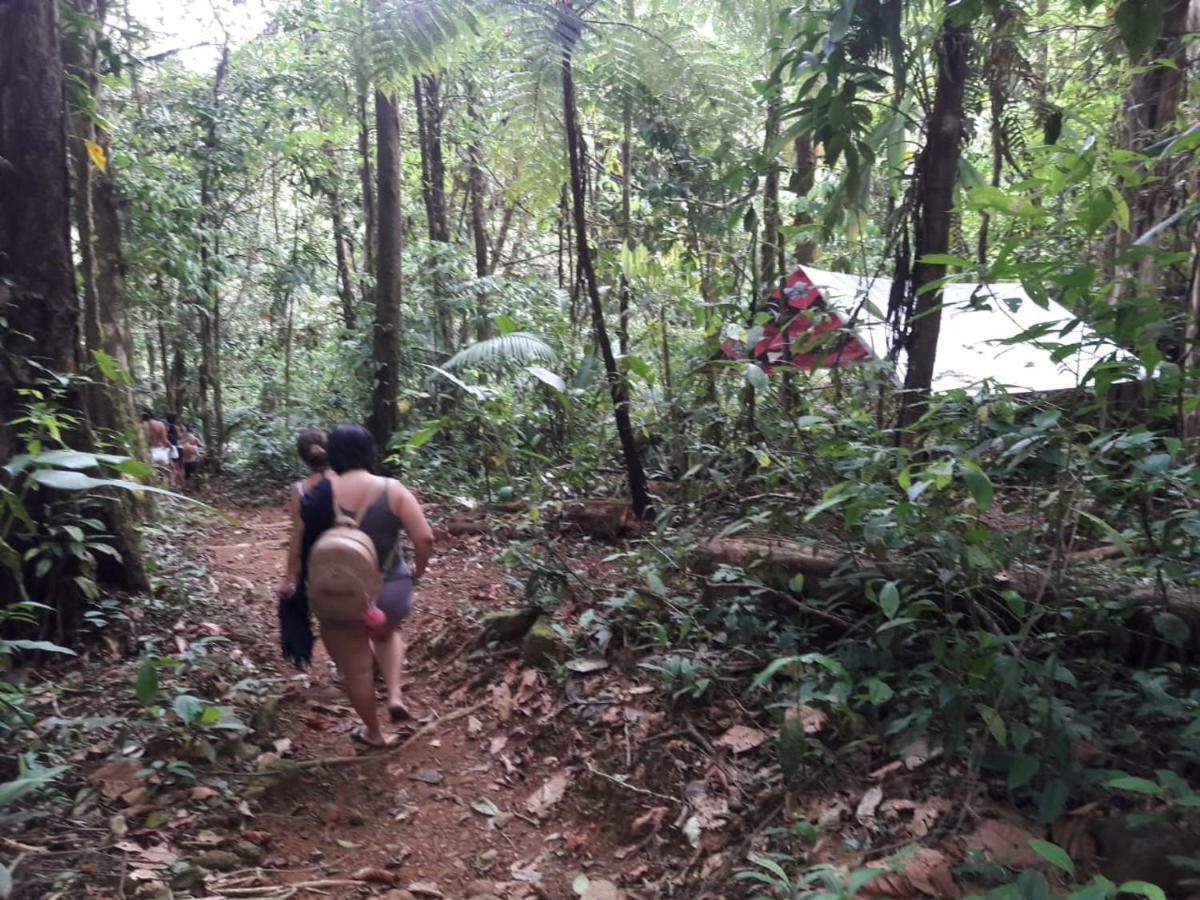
[{"left": 317, "top": 563, "right": 412, "bottom": 631}]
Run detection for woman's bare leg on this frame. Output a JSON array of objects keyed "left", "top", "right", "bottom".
[
  {"left": 369, "top": 629, "right": 407, "bottom": 713},
  {"left": 321, "top": 624, "right": 386, "bottom": 743}
]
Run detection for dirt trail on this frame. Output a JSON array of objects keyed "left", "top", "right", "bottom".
[{"left": 188, "top": 497, "right": 634, "bottom": 899}]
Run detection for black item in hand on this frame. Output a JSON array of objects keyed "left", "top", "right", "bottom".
[{"left": 278, "top": 588, "right": 314, "bottom": 668}]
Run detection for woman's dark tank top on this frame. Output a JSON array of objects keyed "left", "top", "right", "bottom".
[{"left": 338, "top": 479, "right": 406, "bottom": 576}]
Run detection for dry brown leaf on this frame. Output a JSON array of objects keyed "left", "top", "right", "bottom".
[
  {"left": 525, "top": 771, "right": 569, "bottom": 817},
  {"left": 785, "top": 704, "right": 827, "bottom": 735},
  {"left": 869, "top": 760, "right": 905, "bottom": 781},
  {"left": 631, "top": 806, "right": 667, "bottom": 836},
  {"left": 860, "top": 871, "right": 919, "bottom": 898},
  {"left": 407, "top": 881, "right": 445, "bottom": 898},
  {"left": 493, "top": 683, "right": 514, "bottom": 723},
  {"left": 1051, "top": 810, "right": 1098, "bottom": 867},
  {"left": 964, "top": 818, "right": 1043, "bottom": 868},
  {"left": 488, "top": 735, "right": 507, "bottom": 755},
  {"left": 188, "top": 787, "right": 217, "bottom": 801},
  {"left": 857, "top": 786, "right": 884, "bottom": 822},
  {"left": 902, "top": 737, "right": 942, "bottom": 770},
  {"left": 352, "top": 867, "right": 399, "bottom": 885},
  {"left": 912, "top": 798, "right": 951, "bottom": 838},
  {"left": 715, "top": 724, "right": 768, "bottom": 754},
  {"left": 903, "top": 847, "right": 957, "bottom": 897},
  {"left": 467, "top": 715, "right": 483, "bottom": 737},
  {"left": 515, "top": 668, "right": 540, "bottom": 704},
  {"left": 89, "top": 759, "right": 140, "bottom": 800}
]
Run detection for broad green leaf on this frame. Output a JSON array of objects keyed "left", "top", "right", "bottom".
[
  {"left": 526, "top": 365, "right": 566, "bottom": 394},
  {"left": 136, "top": 659, "right": 158, "bottom": 707},
  {"left": 1029, "top": 839, "right": 1075, "bottom": 876},
  {"left": 959, "top": 460, "right": 994, "bottom": 511},
  {"left": 624, "top": 355, "right": 653, "bottom": 383},
  {"left": 0, "top": 765, "right": 68, "bottom": 808},
  {"left": 406, "top": 422, "right": 442, "bottom": 449},
  {"left": 1008, "top": 754, "right": 1040, "bottom": 790},
  {"left": 867, "top": 679, "right": 894, "bottom": 705},
  {"left": 976, "top": 703, "right": 1007, "bottom": 747},
  {"left": 745, "top": 364, "right": 768, "bottom": 393},
  {"left": 1107, "top": 776, "right": 1162, "bottom": 795},
  {"left": 752, "top": 655, "right": 802, "bottom": 687},
  {"left": 173, "top": 694, "right": 204, "bottom": 724},
  {"left": 878, "top": 581, "right": 900, "bottom": 619},
  {"left": 494, "top": 314, "right": 518, "bottom": 335},
  {"left": 4, "top": 639, "right": 76, "bottom": 656},
  {"left": 1116, "top": 882, "right": 1167, "bottom": 900}
]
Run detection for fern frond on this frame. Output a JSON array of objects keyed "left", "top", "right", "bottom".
[{"left": 444, "top": 331, "right": 557, "bottom": 370}]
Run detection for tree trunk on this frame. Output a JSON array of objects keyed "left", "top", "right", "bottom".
[
  {"left": 559, "top": 11, "right": 652, "bottom": 520},
  {"left": 329, "top": 179, "right": 358, "bottom": 330},
  {"left": 466, "top": 84, "right": 489, "bottom": 282},
  {"left": 897, "top": 5, "right": 972, "bottom": 430},
  {"left": 198, "top": 46, "right": 229, "bottom": 465},
  {"left": 792, "top": 134, "right": 817, "bottom": 265},
  {"left": 357, "top": 81, "right": 376, "bottom": 290},
  {"left": 760, "top": 92, "right": 782, "bottom": 294},
  {"left": 368, "top": 88, "right": 403, "bottom": 452},
  {"left": 414, "top": 73, "right": 454, "bottom": 352},
  {"left": 0, "top": 0, "right": 145, "bottom": 613},
  {"left": 64, "top": 0, "right": 137, "bottom": 441},
  {"left": 618, "top": 78, "right": 633, "bottom": 357}
]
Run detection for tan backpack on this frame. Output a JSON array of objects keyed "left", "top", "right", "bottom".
[{"left": 306, "top": 477, "right": 392, "bottom": 622}]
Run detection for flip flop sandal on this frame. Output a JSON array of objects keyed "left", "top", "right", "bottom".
[{"left": 350, "top": 727, "right": 396, "bottom": 750}]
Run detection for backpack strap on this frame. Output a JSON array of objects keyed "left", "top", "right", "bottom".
[{"left": 329, "top": 475, "right": 388, "bottom": 527}]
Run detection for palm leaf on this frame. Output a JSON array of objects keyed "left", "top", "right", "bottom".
[{"left": 444, "top": 331, "right": 557, "bottom": 370}]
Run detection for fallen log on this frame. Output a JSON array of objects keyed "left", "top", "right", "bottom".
[
  {"left": 693, "top": 536, "right": 848, "bottom": 579},
  {"left": 562, "top": 498, "right": 637, "bottom": 541}
]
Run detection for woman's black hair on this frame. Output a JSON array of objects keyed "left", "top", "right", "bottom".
[
  {"left": 296, "top": 427, "right": 328, "bottom": 471},
  {"left": 326, "top": 423, "right": 376, "bottom": 474}
]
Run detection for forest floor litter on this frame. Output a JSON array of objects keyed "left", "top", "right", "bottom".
[{"left": 5, "top": 484, "right": 1177, "bottom": 899}]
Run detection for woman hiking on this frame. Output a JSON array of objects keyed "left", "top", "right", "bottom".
[
  {"left": 289, "top": 424, "right": 434, "bottom": 749},
  {"left": 276, "top": 428, "right": 329, "bottom": 602}
]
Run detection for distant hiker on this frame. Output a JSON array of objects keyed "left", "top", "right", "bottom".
[
  {"left": 141, "top": 410, "right": 174, "bottom": 485},
  {"left": 289, "top": 424, "right": 434, "bottom": 749},
  {"left": 275, "top": 428, "right": 329, "bottom": 604},
  {"left": 165, "top": 413, "right": 184, "bottom": 485},
  {"left": 179, "top": 424, "right": 202, "bottom": 484}
]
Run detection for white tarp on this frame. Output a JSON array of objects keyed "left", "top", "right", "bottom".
[{"left": 798, "top": 266, "right": 1129, "bottom": 393}]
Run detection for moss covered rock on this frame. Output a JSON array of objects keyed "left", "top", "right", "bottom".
[
  {"left": 521, "top": 617, "right": 568, "bottom": 667},
  {"left": 479, "top": 607, "right": 540, "bottom": 644}
]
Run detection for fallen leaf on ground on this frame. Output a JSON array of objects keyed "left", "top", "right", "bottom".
[
  {"left": 903, "top": 737, "right": 942, "bottom": 770},
  {"left": 715, "top": 724, "right": 768, "bottom": 754},
  {"left": 408, "top": 768, "right": 443, "bottom": 785},
  {"left": 467, "top": 715, "right": 483, "bottom": 736},
  {"left": 89, "top": 759, "right": 140, "bottom": 799},
  {"left": 515, "top": 668, "right": 540, "bottom": 704},
  {"left": 964, "top": 818, "right": 1043, "bottom": 868},
  {"left": 785, "top": 704, "right": 827, "bottom": 735},
  {"left": 860, "top": 871, "right": 918, "bottom": 898},
  {"left": 489, "top": 736, "right": 507, "bottom": 755},
  {"left": 581, "top": 878, "right": 621, "bottom": 900},
  {"left": 686, "top": 785, "right": 730, "bottom": 830},
  {"left": 857, "top": 786, "right": 884, "bottom": 822},
  {"left": 526, "top": 771, "right": 569, "bottom": 817},
  {"left": 631, "top": 806, "right": 667, "bottom": 835},
  {"left": 493, "top": 683, "right": 514, "bottom": 722},
  {"left": 352, "top": 867, "right": 399, "bottom": 884},
  {"left": 188, "top": 787, "right": 217, "bottom": 801},
  {"left": 273, "top": 738, "right": 292, "bottom": 754},
  {"left": 336, "top": 839, "right": 364, "bottom": 850},
  {"left": 1051, "top": 807, "right": 1098, "bottom": 867},
  {"left": 903, "top": 847, "right": 957, "bottom": 897},
  {"left": 565, "top": 657, "right": 609, "bottom": 674},
  {"left": 407, "top": 881, "right": 444, "bottom": 898},
  {"left": 472, "top": 799, "right": 500, "bottom": 817}
]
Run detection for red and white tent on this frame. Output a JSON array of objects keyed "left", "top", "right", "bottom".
[{"left": 719, "top": 265, "right": 1128, "bottom": 393}]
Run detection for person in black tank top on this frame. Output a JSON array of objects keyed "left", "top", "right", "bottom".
[{"left": 297, "top": 425, "right": 434, "bottom": 749}]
